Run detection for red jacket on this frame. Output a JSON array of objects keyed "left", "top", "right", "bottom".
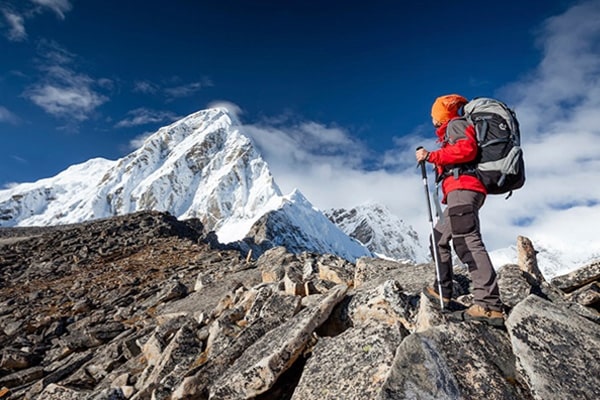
[{"left": 427, "top": 117, "right": 487, "bottom": 202}]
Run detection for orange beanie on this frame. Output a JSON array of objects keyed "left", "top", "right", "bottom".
[{"left": 431, "top": 94, "right": 468, "bottom": 124}]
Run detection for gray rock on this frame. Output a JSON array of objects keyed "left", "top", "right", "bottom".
[
  {"left": 381, "top": 322, "right": 529, "bottom": 400},
  {"left": 0, "top": 348, "right": 40, "bottom": 370},
  {"left": 516, "top": 235, "right": 546, "bottom": 283},
  {"left": 36, "top": 383, "right": 89, "bottom": 399},
  {"left": 292, "top": 323, "right": 404, "bottom": 400},
  {"left": 208, "top": 284, "right": 348, "bottom": 399},
  {"left": 498, "top": 264, "right": 540, "bottom": 308},
  {"left": 354, "top": 257, "right": 413, "bottom": 288},
  {"left": 315, "top": 254, "right": 354, "bottom": 287},
  {"left": 551, "top": 259, "right": 600, "bottom": 292},
  {"left": 157, "top": 280, "right": 189, "bottom": 303},
  {"left": 87, "top": 387, "right": 129, "bottom": 400},
  {"left": 506, "top": 294, "right": 600, "bottom": 400},
  {"left": 133, "top": 322, "right": 202, "bottom": 399},
  {"left": 566, "top": 281, "right": 600, "bottom": 307},
  {"left": 0, "top": 366, "right": 44, "bottom": 388},
  {"left": 171, "top": 285, "right": 302, "bottom": 399},
  {"left": 25, "top": 350, "right": 94, "bottom": 398},
  {"left": 345, "top": 279, "right": 414, "bottom": 332}
]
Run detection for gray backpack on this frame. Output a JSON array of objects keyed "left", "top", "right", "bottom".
[{"left": 461, "top": 97, "right": 526, "bottom": 197}]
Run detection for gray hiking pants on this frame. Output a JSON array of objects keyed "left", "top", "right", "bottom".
[{"left": 431, "top": 190, "right": 502, "bottom": 311}]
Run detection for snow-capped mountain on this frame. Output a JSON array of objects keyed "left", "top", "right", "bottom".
[
  {"left": 326, "top": 203, "right": 429, "bottom": 263},
  {"left": 1, "top": 109, "right": 277, "bottom": 233},
  {"left": 0, "top": 108, "right": 372, "bottom": 262}
]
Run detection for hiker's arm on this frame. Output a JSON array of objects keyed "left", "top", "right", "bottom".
[{"left": 427, "top": 121, "right": 478, "bottom": 166}]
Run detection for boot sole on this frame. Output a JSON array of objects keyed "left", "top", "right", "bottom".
[{"left": 465, "top": 315, "right": 505, "bottom": 328}]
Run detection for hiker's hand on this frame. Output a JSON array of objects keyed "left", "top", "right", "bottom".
[{"left": 416, "top": 148, "right": 429, "bottom": 163}]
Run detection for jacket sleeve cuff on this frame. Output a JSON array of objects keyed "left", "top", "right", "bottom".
[{"left": 426, "top": 151, "right": 435, "bottom": 163}]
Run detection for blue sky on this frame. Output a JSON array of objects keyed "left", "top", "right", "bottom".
[
  {"left": 1, "top": 0, "right": 567, "bottom": 183},
  {"left": 2, "top": 0, "right": 600, "bottom": 266}
]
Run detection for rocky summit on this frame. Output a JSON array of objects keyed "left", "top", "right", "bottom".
[{"left": 0, "top": 212, "right": 599, "bottom": 399}]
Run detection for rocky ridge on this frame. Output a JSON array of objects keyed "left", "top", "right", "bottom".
[{"left": 0, "top": 212, "right": 599, "bottom": 399}]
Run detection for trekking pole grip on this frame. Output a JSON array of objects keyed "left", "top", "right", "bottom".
[{"left": 416, "top": 146, "right": 427, "bottom": 178}]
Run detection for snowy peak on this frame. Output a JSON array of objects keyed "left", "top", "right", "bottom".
[
  {"left": 326, "top": 202, "right": 429, "bottom": 263},
  {"left": 0, "top": 108, "right": 283, "bottom": 236},
  {"left": 0, "top": 107, "right": 374, "bottom": 262},
  {"left": 94, "top": 108, "right": 283, "bottom": 236}
]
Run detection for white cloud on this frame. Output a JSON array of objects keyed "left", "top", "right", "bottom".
[
  {"left": 244, "top": 118, "right": 428, "bottom": 237},
  {"left": 239, "top": 0, "right": 600, "bottom": 270},
  {"left": 37, "top": 40, "right": 75, "bottom": 64},
  {"left": 23, "top": 42, "right": 109, "bottom": 121},
  {"left": 244, "top": 118, "right": 370, "bottom": 169},
  {"left": 10, "top": 155, "right": 27, "bottom": 164},
  {"left": 30, "top": 0, "right": 72, "bottom": 20},
  {"left": 242, "top": 120, "right": 422, "bottom": 224},
  {"left": 1, "top": 8, "right": 26, "bottom": 41},
  {"left": 133, "top": 81, "right": 159, "bottom": 94},
  {"left": 127, "top": 131, "right": 155, "bottom": 150},
  {"left": 115, "top": 108, "right": 179, "bottom": 128},
  {"left": 25, "top": 66, "right": 107, "bottom": 121},
  {"left": 207, "top": 100, "right": 243, "bottom": 119},
  {"left": 1, "top": 181, "right": 22, "bottom": 190},
  {"left": 131, "top": 78, "right": 213, "bottom": 100},
  {"left": 0, "top": 106, "right": 19, "bottom": 124},
  {"left": 164, "top": 79, "right": 212, "bottom": 99},
  {"left": 1, "top": 0, "right": 72, "bottom": 41}
]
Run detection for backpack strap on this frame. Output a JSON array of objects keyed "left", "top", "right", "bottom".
[
  {"left": 465, "top": 113, "right": 488, "bottom": 143},
  {"left": 477, "top": 119, "right": 488, "bottom": 142},
  {"left": 436, "top": 118, "right": 478, "bottom": 182}
]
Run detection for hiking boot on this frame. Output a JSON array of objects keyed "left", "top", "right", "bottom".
[
  {"left": 422, "top": 287, "right": 465, "bottom": 311},
  {"left": 449, "top": 304, "right": 505, "bottom": 327}
]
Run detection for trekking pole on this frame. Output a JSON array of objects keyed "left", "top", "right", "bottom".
[{"left": 417, "top": 146, "right": 445, "bottom": 311}]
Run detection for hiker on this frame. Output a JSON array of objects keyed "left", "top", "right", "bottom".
[{"left": 415, "top": 94, "right": 505, "bottom": 327}]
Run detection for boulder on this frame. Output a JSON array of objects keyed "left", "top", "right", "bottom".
[{"left": 506, "top": 294, "right": 600, "bottom": 400}]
